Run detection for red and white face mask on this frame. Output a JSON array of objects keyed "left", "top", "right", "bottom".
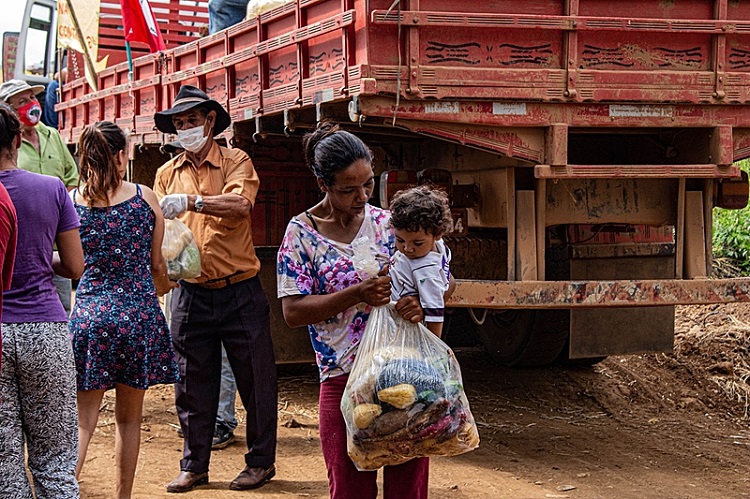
[{"left": 17, "top": 100, "right": 42, "bottom": 127}]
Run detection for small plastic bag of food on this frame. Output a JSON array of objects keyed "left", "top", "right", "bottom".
[
  {"left": 341, "top": 304, "right": 480, "bottom": 470},
  {"left": 162, "top": 219, "right": 201, "bottom": 280},
  {"left": 351, "top": 235, "right": 381, "bottom": 280}
]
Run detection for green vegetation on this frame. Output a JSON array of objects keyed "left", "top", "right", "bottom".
[{"left": 713, "top": 160, "right": 750, "bottom": 276}]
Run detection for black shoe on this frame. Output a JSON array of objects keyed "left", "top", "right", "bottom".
[{"left": 212, "top": 426, "right": 236, "bottom": 450}]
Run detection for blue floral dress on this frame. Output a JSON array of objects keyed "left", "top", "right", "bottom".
[
  {"left": 277, "top": 204, "right": 394, "bottom": 381},
  {"left": 70, "top": 186, "right": 178, "bottom": 391}
]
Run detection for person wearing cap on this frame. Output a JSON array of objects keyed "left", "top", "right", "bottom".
[
  {"left": 153, "top": 85, "right": 277, "bottom": 493},
  {"left": 0, "top": 80, "right": 78, "bottom": 188},
  {"left": 0, "top": 79, "right": 79, "bottom": 316}
]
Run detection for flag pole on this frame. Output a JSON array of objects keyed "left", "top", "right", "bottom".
[
  {"left": 126, "top": 41, "right": 134, "bottom": 83},
  {"left": 63, "top": 0, "right": 98, "bottom": 91}
]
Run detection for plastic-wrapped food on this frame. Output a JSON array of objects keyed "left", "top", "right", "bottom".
[
  {"left": 246, "top": 0, "right": 293, "bottom": 19},
  {"left": 162, "top": 219, "right": 201, "bottom": 281},
  {"left": 351, "top": 235, "right": 381, "bottom": 280},
  {"left": 341, "top": 304, "right": 480, "bottom": 470}
]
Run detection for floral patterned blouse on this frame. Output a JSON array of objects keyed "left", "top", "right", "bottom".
[{"left": 277, "top": 204, "right": 394, "bottom": 381}]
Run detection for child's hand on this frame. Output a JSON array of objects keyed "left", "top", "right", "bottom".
[
  {"left": 357, "top": 265, "right": 391, "bottom": 307},
  {"left": 395, "top": 295, "right": 424, "bottom": 323}
]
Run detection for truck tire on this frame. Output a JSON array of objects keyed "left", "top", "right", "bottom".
[
  {"left": 443, "top": 309, "right": 481, "bottom": 347},
  {"left": 477, "top": 309, "right": 569, "bottom": 367}
]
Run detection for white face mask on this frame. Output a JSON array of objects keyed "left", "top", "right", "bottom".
[{"left": 176, "top": 124, "right": 209, "bottom": 153}]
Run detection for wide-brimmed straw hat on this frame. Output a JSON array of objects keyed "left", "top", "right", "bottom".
[
  {"left": 154, "top": 85, "right": 231, "bottom": 135},
  {"left": 0, "top": 79, "right": 45, "bottom": 102}
]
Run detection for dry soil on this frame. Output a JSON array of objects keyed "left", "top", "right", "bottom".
[{"left": 77, "top": 304, "right": 750, "bottom": 498}]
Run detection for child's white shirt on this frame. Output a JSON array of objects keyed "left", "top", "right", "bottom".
[{"left": 390, "top": 239, "right": 452, "bottom": 323}]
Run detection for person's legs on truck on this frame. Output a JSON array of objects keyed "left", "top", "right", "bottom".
[{"left": 208, "top": 0, "right": 250, "bottom": 34}]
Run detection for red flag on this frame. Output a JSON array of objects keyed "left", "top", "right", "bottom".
[{"left": 120, "top": 0, "right": 166, "bottom": 52}]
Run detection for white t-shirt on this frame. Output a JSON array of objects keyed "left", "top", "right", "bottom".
[{"left": 390, "top": 239, "right": 451, "bottom": 323}]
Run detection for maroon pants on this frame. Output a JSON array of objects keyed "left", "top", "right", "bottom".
[{"left": 319, "top": 374, "right": 429, "bottom": 499}]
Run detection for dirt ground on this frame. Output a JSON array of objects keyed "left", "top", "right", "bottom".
[{"left": 77, "top": 304, "right": 750, "bottom": 498}]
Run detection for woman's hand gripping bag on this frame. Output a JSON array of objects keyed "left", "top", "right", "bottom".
[
  {"left": 341, "top": 304, "right": 480, "bottom": 470},
  {"left": 162, "top": 219, "right": 201, "bottom": 281}
]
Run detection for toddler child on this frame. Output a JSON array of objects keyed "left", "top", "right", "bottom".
[{"left": 389, "top": 185, "right": 454, "bottom": 337}]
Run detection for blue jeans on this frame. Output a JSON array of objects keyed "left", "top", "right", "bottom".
[
  {"left": 208, "top": 0, "right": 250, "bottom": 34},
  {"left": 217, "top": 345, "right": 237, "bottom": 432},
  {"left": 43, "top": 80, "right": 60, "bottom": 129},
  {"left": 53, "top": 274, "right": 72, "bottom": 316}
]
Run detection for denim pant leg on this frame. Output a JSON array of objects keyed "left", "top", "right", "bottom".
[
  {"left": 216, "top": 345, "right": 238, "bottom": 431},
  {"left": 208, "top": 0, "right": 250, "bottom": 34},
  {"left": 53, "top": 274, "right": 72, "bottom": 316}
]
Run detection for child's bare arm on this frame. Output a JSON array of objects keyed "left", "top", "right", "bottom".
[{"left": 425, "top": 321, "right": 443, "bottom": 338}]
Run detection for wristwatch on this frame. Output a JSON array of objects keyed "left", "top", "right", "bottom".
[{"left": 194, "top": 195, "right": 205, "bottom": 213}]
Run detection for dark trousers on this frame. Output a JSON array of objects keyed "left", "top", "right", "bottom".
[{"left": 170, "top": 276, "right": 277, "bottom": 474}]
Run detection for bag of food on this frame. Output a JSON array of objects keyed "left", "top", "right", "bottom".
[
  {"left": 162, "top": 219, "right": 201, "bottom": 281},
  {"left": 341, "top": 304, "right": 480, "bottom": 470},
  {"left": 246, "top": 0, "right": 293, "bottom": 19}
]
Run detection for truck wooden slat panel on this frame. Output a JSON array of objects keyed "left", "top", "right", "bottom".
[
  {"left": 536, "top": 164, "right": 739, "bottom": 178},
  {"left": 88, "top": 0, "right": 208, "bottom": 69},
  {"left": 60, "top": 0, "right": 750, "bottom": 155},
  {"left": 356, "top": 97, "right": 750, "bottom": 128},
  {"left": 448, "top": 278, "right": 750, "bottom": 309},
  {"left": 371, "top": 11, "right": 750, "bottom": 34}
]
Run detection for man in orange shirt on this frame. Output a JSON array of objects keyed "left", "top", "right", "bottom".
[{"left": 153, "top": 86, "right": 277, "bottom": 493}]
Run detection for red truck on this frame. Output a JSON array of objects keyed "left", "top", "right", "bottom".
[{"left": 10, "top": 0, "right": 750, "bottom": 365}]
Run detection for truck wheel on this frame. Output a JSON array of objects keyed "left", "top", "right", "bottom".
[
  {"left": 477, "top": 310, "right": 569, "bottom": 367},
  {"left": 443, "top": 309, "right": 481, "bottom": 347}
]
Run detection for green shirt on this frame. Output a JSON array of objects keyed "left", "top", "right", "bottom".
[{"left": 18, "top": 122, "right": 79, "bottom": 187}]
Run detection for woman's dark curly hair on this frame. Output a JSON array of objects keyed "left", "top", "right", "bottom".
[
  {"left": 0, "top": 102, "right": 21, "bottom": 154},
  {"left": 302, "top": 121, "right": 373, "bottom": 186},
  {"left": 389, "top": 185, "right": 452, "bottom": 236}
]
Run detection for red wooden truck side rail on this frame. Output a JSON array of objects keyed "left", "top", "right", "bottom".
[{"left": 59, "top": 0, "right": 750, "bottom": 162}]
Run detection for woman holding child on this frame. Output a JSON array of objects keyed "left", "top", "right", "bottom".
[{"left": 277, "top": 122, "right": 453, "bottom": 498}]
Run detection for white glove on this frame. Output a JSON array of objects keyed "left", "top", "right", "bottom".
[{"left": 160, "top": 194, "right": 188, "bottom": 219}]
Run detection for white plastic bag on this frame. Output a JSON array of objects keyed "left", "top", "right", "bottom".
[
  {"left": 341, "top": 304, "right": 480, "bottom": 470},
  {"left": 246, "top": 0, "right": 293, "bottom": 19},
  {"left": 162, "top": 219, "right": 201, "bottom": 281},
  {"left": 351, "top": 235, "right": 381, "bottom": 280}
]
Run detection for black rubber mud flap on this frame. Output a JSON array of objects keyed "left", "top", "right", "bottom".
[{"left": 555, "top": 337, "right": 607, "bottom": 367}]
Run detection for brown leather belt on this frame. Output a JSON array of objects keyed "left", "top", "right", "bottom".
[{"left": 197, "top": 269, "right": 256, "bottom": 289}]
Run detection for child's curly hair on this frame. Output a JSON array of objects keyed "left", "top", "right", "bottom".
[{"left": 389, "top": 185, "right": 452, "bottom": 236}]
